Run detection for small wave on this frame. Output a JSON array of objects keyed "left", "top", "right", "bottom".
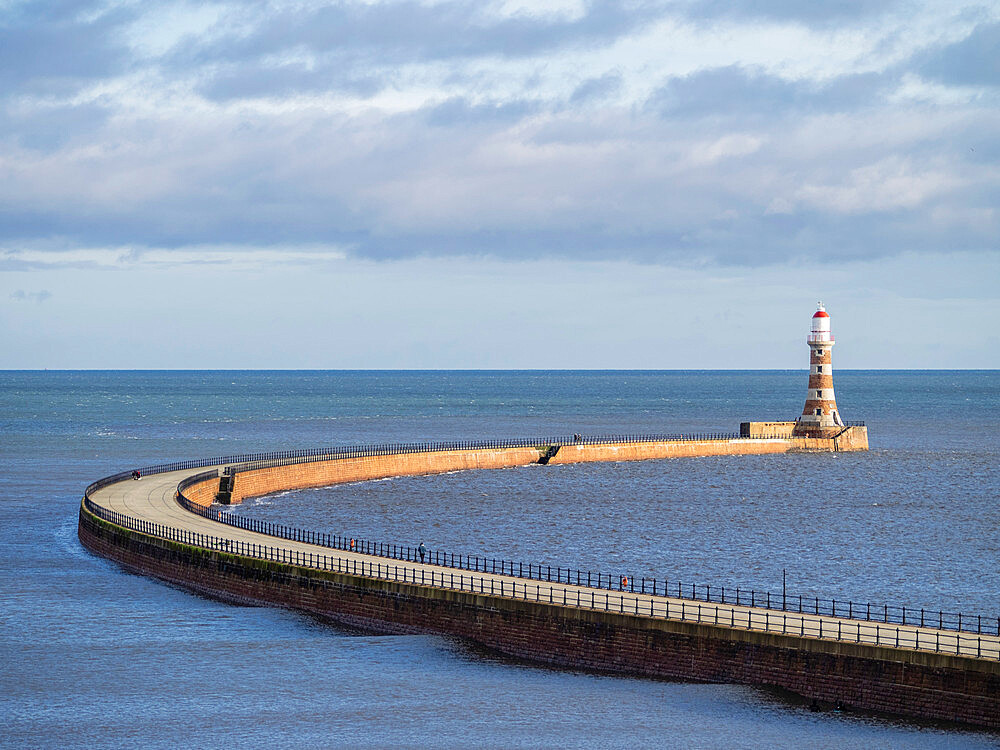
[{"left": 55, "top": 515, "right": 97, "bottom": 562}]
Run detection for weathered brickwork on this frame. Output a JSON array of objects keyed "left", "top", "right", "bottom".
[
  {"left": 227, "top": 432, "right": 868, "bottom": 504},
  {"left": 78, "top": 505, "right": 999, "bottom": 729},
  {"left": 740, "top": 422, "right": 797, "bottom": 438},
  {"left": 230, "top": 447, "right": 542, "bottom": 504},
  {"left": 548, "top": 439, "right": 791, "bottom": 465},
  {"left": 802, "top": 398, "right": 837, "bottom": 415},
  {"left": 811, "top": 348, "right": 832, "bottom": 365},
  {"left": 807, "top": 374, "right": 834, "bottom": 389},
  {"left": 181, "top": 479, "right": 217, "bottom": 508},
  {"left": 831, "top": 427, "right": 869, "bottom": 452}
]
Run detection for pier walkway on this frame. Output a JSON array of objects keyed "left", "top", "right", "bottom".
[{"left": 88, "top": 464, "right": 1000, "bottom": 662}]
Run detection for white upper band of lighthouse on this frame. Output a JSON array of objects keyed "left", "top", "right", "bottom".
[{"left": 807, "top": 303, "right": 833, "bottom": 343}]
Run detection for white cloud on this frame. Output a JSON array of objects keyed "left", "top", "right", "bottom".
[
  {"left": 1, "top": 245, "right": 347, "bottom": 269},
  {"left": 688, "top": 134, "right": 764, "bottom": 166},
  {"left": 793, "top": 156, "right": 962, "bottom": 214}
]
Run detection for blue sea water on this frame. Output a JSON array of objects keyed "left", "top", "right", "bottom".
[{"left": 1, "top": 370, "right": 998, "bottom": 749}]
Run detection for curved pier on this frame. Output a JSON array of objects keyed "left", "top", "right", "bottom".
[{"left": 79, "top": 433, "right": 999, "bottom": 730}]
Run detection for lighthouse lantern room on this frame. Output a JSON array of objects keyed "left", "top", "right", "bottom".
[{"left": 793, "top": 302, "right": 845, "bottom": 435}]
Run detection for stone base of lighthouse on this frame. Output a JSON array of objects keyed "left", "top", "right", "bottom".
[
  {"left": 791, "top": 419, "right": 848, "bottom": 439},
  {"left": 744, "top": 421, "right": 868, "bottom": 450}
]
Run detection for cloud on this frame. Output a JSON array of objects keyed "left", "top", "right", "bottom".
[
  {"left": 198, "top": 61, "right": 387, "bottom": 102},
  {"left": 678, "top": 0, "right": 901, "bottom": 25},
  {"left": 9, "top": 289, "right": 52, "bottom": 302},
  {"left": 187, "top": 1, "right": 649, "bottom": 64},
  {"left": 919, "top": 20, "right": 1000, "bottom": 88},
  {"left": 647, "top": 65, "right": 892, "bottom": 118},
  {"left": 0, "top": 245, "right": 347, "bottom": 271},
  {"left": 1, "top": 102, "right": 111, "bottom": 151},
  {"left": 0, "top": 0, "right": 136, "bottom": 94},
  {"left": 0, "top": 0, "right": 996, "bottom": 269},
  {"left": 569, "top": 72, "right": 623, "bottom": 104},
  {"left": 425, "top": 97, "right": 542, "bottom": 126},
  {"left": 174, "top": 0, "right": 657, "bottom": 104},
  {"left": 792, "top": 155, "right": 961, "bottom": 214}
]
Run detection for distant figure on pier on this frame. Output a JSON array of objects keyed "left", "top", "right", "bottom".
[{"left": 418, "top": 542, "right": 426, "bottom": 563}]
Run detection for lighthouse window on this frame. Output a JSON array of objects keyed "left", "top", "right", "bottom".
[
  {"left": 815, "top": 409, "right": 822, "bottom": 415},
  {"left": 817, "top": 365, "right": 823, "bottom": 373},
  {"left": 816, "top": 390, "right": 822, "bottom": 398}
]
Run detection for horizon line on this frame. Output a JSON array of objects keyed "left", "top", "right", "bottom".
[{"left": 3, "top": 368, "right": 998, "bottom": 374}]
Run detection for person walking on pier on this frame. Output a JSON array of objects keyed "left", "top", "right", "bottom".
[{"left": 418, "top": 542, "right": 426, "bottom": 563}]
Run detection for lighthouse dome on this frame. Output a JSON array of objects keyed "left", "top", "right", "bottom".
[{"left": 810, "top": 303, "right": 831, "bottom": 335}]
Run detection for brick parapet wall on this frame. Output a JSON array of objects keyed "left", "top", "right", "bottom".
[
  {"left": 833, "top": 426, "right": 869, "bottom": 451},
  {"left": 228, "top": 434, "right": 868, "bottom": 504},
  {"left": 230, "top": 447, "right": 542, "bottom": 504},
  {"left": 741, "top": 422, "right": 797, "bottom": 438},
  {"left": 549, "top": 438, "right": 793, "bottom": 465},
  {"left": 77, "top": 503, "right": 999, "bottom": 729},
  {"left": 181, "top": 478, "right": 218, "bottom": 508}
]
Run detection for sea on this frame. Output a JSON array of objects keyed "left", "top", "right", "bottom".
[{"left": 1, "top": 370, "right": 998, "bottom": 749}]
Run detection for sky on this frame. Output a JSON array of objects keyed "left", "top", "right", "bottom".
[{"left": 1, "top": 0, "right": 998, "bottom": 369}]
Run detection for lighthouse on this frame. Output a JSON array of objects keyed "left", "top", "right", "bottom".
[{"left": 793, "top": 303, "right": 845, "bottom": 435}]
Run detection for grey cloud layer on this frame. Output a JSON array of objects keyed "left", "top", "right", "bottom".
[
  {"left": 679, "top": 0, "right": 902, "bottom": 24},
  {"left": 1, "top": 0, "right": 997, "bottom": 265},
  {"left": 0, "top": 1, "right": 137, "bottom": 93},
  {"left": 919, "top": 20, "right": 1000, "bottom": 87},
  {"left": 647, "top": 66, "right": 895, "bottom": 118}
]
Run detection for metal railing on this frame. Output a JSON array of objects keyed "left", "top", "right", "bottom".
[
  {"left": 82, "top": 495, "right": 1000, "bottom": 661},
  {"left": 171, "top": 467, "right": 997, "bottom": 640}
]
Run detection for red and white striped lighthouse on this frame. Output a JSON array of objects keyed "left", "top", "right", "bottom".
[{"left": 793, "top": 303, "right": 845, "bottom": 435}]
